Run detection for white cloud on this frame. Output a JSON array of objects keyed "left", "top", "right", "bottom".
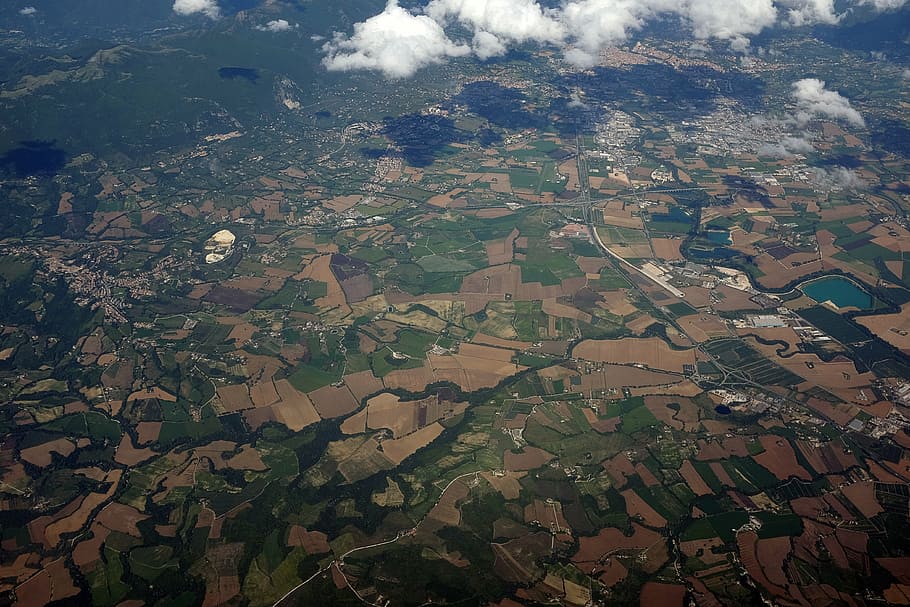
[
  {"left": 811, "top": 166, "right": 865, "bottom": 190},
  {"left": 903, "top": 68, "right": 910, "bottom": 80},
  {"left": 567, "top": 91, "right": 588, "bottom": 108},
  {"left": 257, "top": 19, "right": 294, "bottom": 32},
  {"left": 173, "top": 0, "right": 220, "bottom": 19},
  {"left": 322, "top": 0, "right": 471, "bottom": 79},
  {"left": 426, "top": 0, "right": 564, "bottom": 58},
  {"left": 859, "top": 0, "right": 907, "bottom": 9},
  {"left": 19, "top": 6, "right": 36, "bottom": 15},
  {"left": 685, "top": 0, "right": 778, "bottom": 41},
  {"left": 792, "top": 78, "right": 865, "bottom": 127},
  {"left": 757, "top": 135, "right": 815, "bottom": 158},
  {"left": 778, "top": 0, "right": 841, "bottom": 25},
  {"left": 560, "top": 0, "right": 665, "bottom": 67},
  {"left": 321, "top": 0, "right": 910, "bottom": 76}
]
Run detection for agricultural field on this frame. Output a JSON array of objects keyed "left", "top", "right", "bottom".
[{"left": 3, "top": 4, "right": 910, "bottom": 607}]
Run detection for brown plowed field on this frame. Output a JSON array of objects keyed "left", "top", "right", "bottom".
[
  {"left": 73, "top": 523, "right": 109, "bottom": 572},
  {"left": 340, "top": 408, "right": 368, "bottom": 435},
  {"left": 293, "top": 254, "right": 350, "bottom": 314},
  {"left": 645, "top": 395, "right": 700, "bottom": 431},
  {"left": 573, "top": 338, "right": 696, "bottom": 373},
  {"left": 481, "top": 471, "right": 525, "bottom": 500},
  {"left": 136, "top": 421, "right": 162, "bottom": 444},
  {"left": 380, "top": 422, "right": 444, "bottom": 465},
  {"left": 486, "top": 228, "right": 519, "bottom": 265},
  {"left": 383, "top": 363, "right": 436, "bottom": 392},
  {"left": 44, "top": 469, "right": 121, "bottom": 549},
  {"left": 273, "top": 379, "right": 321, "bottom": 430},
  {"left": 365, "top": 393, "right": 414, "bottom": 438},
  {"left": 640, "top": 583, "right": 686, "bottom": 607},
  {"left": 96, "top": 503, "right": 147, "bottom": 536},
  {"left": 20, "top": 438, "right": 75, "bottom": 468},
  {"left": 14, "top": 559, "right": 79, "bottom": 607},
  {"left": 621, "top": 489, "right": 667, "bottom": 527},
  {"left": 602, "top": 452, "right": 636, "bottom": 487},
  {"left": 652, "top": 238, "right": 684, "bottom": 261},
  {"left": 709, "top": 462, "right": 735, "bottom": 488},
  {"left": 343, "top": 369, "right": 385, "bottom": 402},
  {"left": 752, "top": 436, "right": 812, "bottom": 481},
  {"left": 287, "top": 525, "right": 331, "bottom": 554},
  {"left": 250, "top": 381, "right": 279, "bottom": 408},
  {"left": 578, "top": 365, "right": 681, "bottom": 395},
  {"left": 679, "top": 460, "right": 713, "bottom": 496},
  {"left": 308, "top": 383, "right": 358, "bottom": 419},
  {"left": 696, "top": 436, "right": 750, "bottom": 460},
  {"left": 572, "top": 523, "right": 663, "bottom": 564},
  {"left": 504, "top": 446, "right": 555, "bottom": 471},
  {"left": 217, "top": 384, "right": 253, "bottom": 412},
  {"left": 841, "top": 481, "right": 883, "bottom": 519}
]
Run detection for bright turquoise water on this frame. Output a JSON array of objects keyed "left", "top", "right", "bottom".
[{"left": 801, "top": 276, "right": 873, "bottom": 309}]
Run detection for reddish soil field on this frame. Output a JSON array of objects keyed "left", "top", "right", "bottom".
[
  {"left": 644, "top": 396, "right": 700, "bottom": 432},
  {"left": 73, "top": 523, "right": 110, "bottom": 572},
  {"left": 0, "top": 552, "right": 38, "bottom": 583},
  {"left": 602, "top": 452, "right": 636, "bottom": 487},
  {"left": 738, "top": 531, "right": 788, "bottom": 598},
  {"left": 841, "top": 481, "right": 884, "bottom": 519},
  {"left": 20, "top": 438, "right": 74, "bottom": 468},
  {"left": 621, "top": 489, "right": 667, "bottom": 527},
  {"left": 14, "top": 559, "right": 79, "bottom": 607},
  {"left": 757, "top": 536, "right": 791, "bottom": 589},
  {"left": 752, "top": 436, "right": 812, "bottom": 481},
  {"left": 695, "top": 436, "right": 751, "bottom": 460},
  {"left": 640, "top": 582, "right": 686, "bottom": 607},
  {"left": 524, "top": 499, "right": 570, "bottom": 533},
  {"left": 679, "top": 460, "right": 713, "bottom": 496},
  {"left": 598, "top": 559, "right": 629, "bottom": 587},
  {"left": 44, "top": 469, "right": 121, "bottom": 548},
  {"left": 422, "top": 479, "right": 470, "bottom": 530},
  {"left": 96, "top": 503, "right": 148, "bottom": 536},
  {"left": 242, "top": 406, "right": 277, "bottom": 431},
  {"left": 486, "top": 228, "right": 519, "bottom": 266},
  {"left": 635, "top": 463, "right": 660, "bottom": 487},
  {"left": 709, "top": 462, "right": 735, "bottom": 488},
  {"left": 878, "top": 558, "right": 910, "bottom": 584},
  {"left": 287, "top": 525, "right": 331, "bottom": 554},
  {"left": 572, "top": 523, "right": 663, "bottom": 564},
  {"left": 504, "top": 446, "right": 555, "bottom": 471}
]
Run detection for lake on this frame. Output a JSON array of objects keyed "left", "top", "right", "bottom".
[{"left": 800, "top": 276, "right": 874, "bottom": 309}]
